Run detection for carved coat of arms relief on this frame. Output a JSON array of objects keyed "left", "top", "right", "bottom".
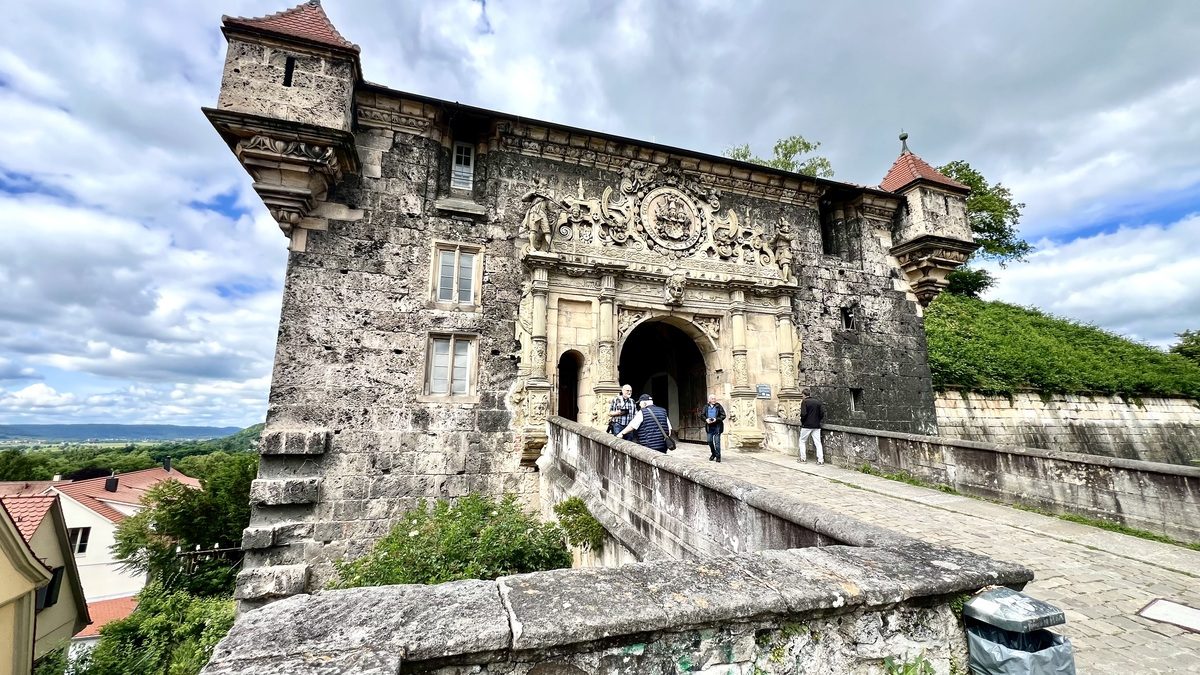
[{"left": 519, "top": 162, "right": 794, "bottom": 277}]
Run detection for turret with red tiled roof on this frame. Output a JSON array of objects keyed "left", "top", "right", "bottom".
[
  {"left": 880, "top": 133, "right": 969, "bottom": 194},
  {"left": 223, "top": 0, "right": 359, "bottom": 54}
]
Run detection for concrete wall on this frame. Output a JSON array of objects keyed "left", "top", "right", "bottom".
[
  {"left": 204, "top": 544, "right": 1031, "bottom": 675},
  {"left": 803, "top": 423, "right": 1200, "bottom": 544},
  {"left": 935, "top": 390, "right": 1200, "bottom": 466}
]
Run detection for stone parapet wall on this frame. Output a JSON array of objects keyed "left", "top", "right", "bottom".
[
  {"left": 544, "top": 418, "right": 909, "bottom": 561},
  {"left": 813, "top": 423, "right": 1200, "bottom": 543},
  {"left": 935, "top": 390, "right": 1200, "bottom": 466},
  {"left": 203, "top": 543, "right": 1030, "bottom": 675}
]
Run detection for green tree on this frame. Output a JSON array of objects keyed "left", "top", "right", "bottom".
[
  {"left": 72, "top": 584, "right": 235, "bottom": 675},
  {"left": 332, "top": 493, "right": 572, "bottom": 588},
  {"left": 723, "top": 135, "right": 835, "bottom": 178},
  {"left": 937, "top": 160, "right": 1032, "bottom": 297},
  {"left": 1170, "top": 330, "right": 1200, "bottom": 365},
  {"left": 112, "top": 452, "right": 258, "bottom": 596}
]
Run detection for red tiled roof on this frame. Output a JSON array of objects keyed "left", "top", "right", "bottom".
[
  {"left": 880, "top": 150, "right": 969, "bottom": 194},
  {"left": 0, "top": 495, "right": 56, "bottom": 543},
  {"left": 53, "top": 467, "right": 200, "bottom": 524},
  {"left": 224, "top": 0, "right": 360, "bottom": 53},
  {"left": 76, "top": 596, "right": 138, "bottom": 638},
  {"left": 0, "top": 480, "right": 66, "bottom": 497}
]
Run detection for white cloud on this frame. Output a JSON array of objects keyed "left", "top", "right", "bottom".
[
  {"left": 988, "top": 213, "right": 1200, "bottom": 347},
  {"left": 0, "top": 0, "right": 1198, "bottom": 425}
]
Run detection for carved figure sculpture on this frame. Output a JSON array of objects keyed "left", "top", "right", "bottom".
[
  {"left": 773, "top": 218, "right": 796, "bottom": 282},
  {"left": 665, "top": 273, "right": 686, "bottom": 305},
  {"left": 522, "top": 186, "right": 555, "bottom": 253}
]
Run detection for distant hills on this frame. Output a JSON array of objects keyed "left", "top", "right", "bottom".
[{"left": 0, "top": 424, "right": 244, "bottom": 443}]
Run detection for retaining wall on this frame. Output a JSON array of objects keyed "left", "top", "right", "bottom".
[
  {"left": 935, "top": 391, "right": 1200, "bottom": 466},
  {"left": 203, "top": 544, "right": 1030, "bottom": 675},
  {"left": 795, "top": 423, "right": 1200, "bottom": 544}
]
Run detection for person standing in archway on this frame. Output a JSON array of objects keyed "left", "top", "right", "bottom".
[
  {"left": 607, "top": 384, "right": 635, "bottom": 435},
  {"left": 617, "top": 394, "right": 673, "bottom": 453},
  {"left": 704, "top": 393, "right": 727, "bottom": 462},
  {"left": 799, "top": 389, "right": 825, "bottom": 464}
]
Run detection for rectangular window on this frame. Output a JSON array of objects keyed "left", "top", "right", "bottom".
[
  {"left": 840, "top": 307, "right": 857, "bottom": 331},
  {"left": 69, "top": 527, "right": 90, "bottom": 555},
  {"left": 427, "top": 335, "right": 474, "bottom": 396},
  {"left": 35, "top": 567, "right": 64, "bottom": 610},
  {"left": 433, "top": 244, "right": 480, "bottom": 305},
  {"left": 850, "top": 388, "right": 864, "bottom": 412},
  {"left": 451, "top": 142, "right": 474, "bottom": 191},
  {"left": 818, "top": 199, "right": 840, "bottom": 256}
]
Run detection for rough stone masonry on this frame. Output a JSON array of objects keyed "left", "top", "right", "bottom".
[{"left": 204, "top": 1, "right": 979, "bottom": 604}]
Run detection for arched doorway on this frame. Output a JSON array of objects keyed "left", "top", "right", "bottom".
[
  {"left": 619, "top": 320, "right": 707, "bottom": 441},
  {"left": 556, "top": 350, "right": 583, "bottom": 421}
]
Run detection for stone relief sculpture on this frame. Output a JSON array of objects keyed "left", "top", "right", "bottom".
[
  {"left": 664, "top": 273, "right": 687, "bottom": 305},
  {"left": 773, "top": 218, "right": 796, "bottom": 282},
  {"left": 522, "top": 183, "right": 557, "bottom": 253},
  {"left": 518, "top": 162, "right": 789, "bottom": 275},
  {"left": 617, "top": 308, "right": 648, "bottom": 337},
  {"left": 693, "top": 315, "right": 721, "bottom": 341}
]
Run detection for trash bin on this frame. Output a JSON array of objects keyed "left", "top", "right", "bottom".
[{"left": 963, "top": 586, "right": 1077, "bottom": 675}]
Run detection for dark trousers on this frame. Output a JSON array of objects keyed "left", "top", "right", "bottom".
[{"left": 707, "top": 429, "right": 722, "bottom": 460}]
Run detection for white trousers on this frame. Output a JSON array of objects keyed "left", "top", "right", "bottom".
[{"left": 799, "top": 428, "right": 823, "bottom": 462}]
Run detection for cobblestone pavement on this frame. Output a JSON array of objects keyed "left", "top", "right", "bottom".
[{"left": 673, "top": 442, "right": 1200, "bottom": 674}]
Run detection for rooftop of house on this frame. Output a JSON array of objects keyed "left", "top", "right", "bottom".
[
  {"left": 223, "top": 0, "right": 359, "bottom": 53},
  {"left": 75, "top": 595, "right": 139, "bottom": 639},
  {"left": 0, "top": 480, "right": 67, "bottom": 497},
  {"left": 54, "top": 467, "right": 200, "bottom": 523},
  {"left": 0, "top": 495, "right": 57, "bottom": 543}
]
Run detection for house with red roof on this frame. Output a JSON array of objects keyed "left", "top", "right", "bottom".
[
  {"left": 0, "top": 495, "right": 89, "bottom": 666},
  {"left": 1, "top": 465, "right": 201, "bottom": 602}
]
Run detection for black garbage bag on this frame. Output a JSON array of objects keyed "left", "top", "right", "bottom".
[{"left": 967, "top": 622, "right": 1076, "bottom": 675}]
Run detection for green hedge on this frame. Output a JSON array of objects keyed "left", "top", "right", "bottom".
[{"left": 925, "top": 294, "right": 1200, "bottom": 399}]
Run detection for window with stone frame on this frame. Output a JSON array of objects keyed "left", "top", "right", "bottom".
[
  {"left": 426, "top": 334, "right": 475, "bottom": 396},
  {"left": 840, "top": 306, "right": 858, "bottom": 331},
  {"left": 432, "top": 243, "right": 482, "bottom": 305},
  {"left": 850, "top": 388, "right": 865, "bottom": 412},
  {"left": 451, "top": 142, "right": 475, "bottom": 191}
]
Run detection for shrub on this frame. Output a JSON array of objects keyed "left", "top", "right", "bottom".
[
  {"left": 926, "top": 294, "right": 1200, "bottom": 399},
  {"left": 553, "top": 497, "right": 606, "bottom": 551},
  {"left": 72, "top": 584, "right": 234, "bottom": 675},
  {"left": 332, "top": 493, "right": 572, "bottom": 588}
]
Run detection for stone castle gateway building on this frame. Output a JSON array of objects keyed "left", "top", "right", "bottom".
[{"left": 205, "top": 1, "right": 977, "bottom": 603}]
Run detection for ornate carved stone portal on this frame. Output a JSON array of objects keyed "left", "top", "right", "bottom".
[{"left": 514, "top": 162, "right": 801, "bottom": 453}]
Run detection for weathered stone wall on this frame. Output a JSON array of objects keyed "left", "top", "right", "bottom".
[
  {"left": 204, "top": 544, "right": 1031, "bottom": 675},
  {"left": 936, "top": 390, "right": 1200, "bottom": 466},
  {"left": 808, "top": 423, "right": 1200, "bottom": 543},
  {"left": 543, "top": 418, "right": 910, "bottom": 562}
]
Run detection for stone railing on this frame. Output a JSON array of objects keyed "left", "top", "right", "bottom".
[
  {"left": 203, "top": 544, "right": 1031, "bottom": 674},
  {"left": 541, "top": 417, "right": 909, "bottom": 561},
  {"left": 780, "top": 422, "right": 1200, "bottom": 544}
]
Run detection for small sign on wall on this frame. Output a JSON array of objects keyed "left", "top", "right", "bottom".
[{"left": 755, "top": 384, "right": 772, "bottom": 399}]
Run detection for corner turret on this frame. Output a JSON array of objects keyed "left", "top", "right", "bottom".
[
  {"left": 882, "top": 133, "right": 978, "bottom": 305},
  {"left": 203, "top": 0, "right": 361, "bottom": 249}
]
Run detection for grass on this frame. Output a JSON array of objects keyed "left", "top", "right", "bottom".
[
  {"left": 925, "top": 294, "right": 1200, "bottom": 399},
  {"left": 856, "top": 463, "right": 1200, "bottom": 551}
]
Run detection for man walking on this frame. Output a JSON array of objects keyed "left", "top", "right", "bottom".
[
  {"left": 703, "top": 393, "right": 726, "bottom": 462},
  {"left": 617, "top": 394, "right": 673, "bottom": 453},
  {"left": 799, "top": 389, "right": 825, "bottom": 464},
  {"left": 607, "top": 384, "right": 635, "bottom": 435}
]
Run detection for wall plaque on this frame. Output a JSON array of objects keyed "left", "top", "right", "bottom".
[{"left": 755, "top": 384, "right": 772, "bottom": 399}]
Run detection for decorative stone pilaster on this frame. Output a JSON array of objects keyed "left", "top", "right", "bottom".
[
  {"left": 521, "top": 255, "right": 555, "bottom": 458},
  {"left": 775, "top": 296, "right": 799, "bottom": 395},
  {"left": 592, "top": 269, "right": 622, "bottom": 430},
  {"left": 727, "top": 282, "right": 762, "bottom": 450}
]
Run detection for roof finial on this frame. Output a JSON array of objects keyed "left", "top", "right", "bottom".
[
  {"left": 899, "top": 131, "right": 910, "bottom": 155},
  {"left": 308, "top": 0, "right": 321, "bottom": 5}
]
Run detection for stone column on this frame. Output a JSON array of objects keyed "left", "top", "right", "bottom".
[
  {"left": 592, "top": 268, "right": 622, "bottom": 429},
  {"left": 521, "top": 259, "right": 553, "bottom": 461},
  {"left": 776, "top": 295, "right": 804, "bottom": 422},
  {"left": 728, "top": 282, "right": 763, "bottom": 450}
]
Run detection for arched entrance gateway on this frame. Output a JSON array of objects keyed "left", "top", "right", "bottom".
[
  {"left": 619, "top": 319, "right": 708, "bottom": 441},
  {"left": 511, "top": 162, "right": 811, "bottom": 458}
]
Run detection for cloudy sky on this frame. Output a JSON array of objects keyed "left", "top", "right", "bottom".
[{"left": 2, "top": 0, "right": 1198, "bottom": 426}]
